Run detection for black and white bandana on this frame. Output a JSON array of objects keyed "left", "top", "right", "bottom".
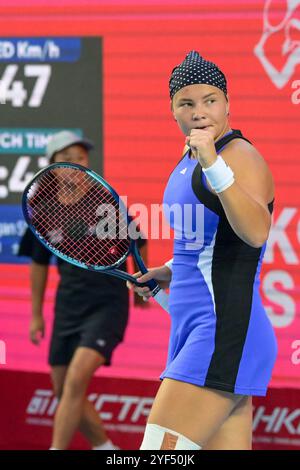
[{"left": 169, "top": 50, "right": 227, "bottom": 99}]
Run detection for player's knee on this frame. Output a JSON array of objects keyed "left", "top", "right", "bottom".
[
  {"left": 63, "top": 368, "right": 90, "bottom": 398},
  {"left": 140, "top": 423, "right": 201, "bottom": 450}
]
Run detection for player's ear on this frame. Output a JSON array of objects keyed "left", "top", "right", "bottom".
[{"left": 225, "top": 94, "right": 230, "bottom": 116}]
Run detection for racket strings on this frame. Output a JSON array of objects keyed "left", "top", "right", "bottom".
[{"left": 26, "top": 167, "right": 130, "bottom": 267}]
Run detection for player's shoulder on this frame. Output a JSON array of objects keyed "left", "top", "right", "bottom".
[
  {"left": 221, "top": 137, "right": 271, "bottom": 176},
  {"left": 221, "top": 137, "right": 274, "bottom": 203}
]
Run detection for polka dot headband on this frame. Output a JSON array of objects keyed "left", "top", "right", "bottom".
[{"left": 169, "top": 50, "right": 227, "bottom": 99}]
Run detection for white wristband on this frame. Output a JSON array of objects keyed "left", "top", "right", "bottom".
[
  {"left": 164, "top": 258, "right": 173, "bottom": 271},
  {"left": 202, "top": 154, "right": 234, "bottom": 193}
]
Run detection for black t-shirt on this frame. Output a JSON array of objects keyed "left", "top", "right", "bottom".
[{"left": 18, "top": 227, "right": 146, "bottom": 326}]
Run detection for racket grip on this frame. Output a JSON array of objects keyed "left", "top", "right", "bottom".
[{"left": 152, "top": 288, "right": 169, "bottom": 313}]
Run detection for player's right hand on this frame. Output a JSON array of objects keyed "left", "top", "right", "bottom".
[
  {"left": 30, "top": 317, "right": 45, "bottom": 345},
  {"left": 126, "top": 265, "right": 172, "bottom": 301}
]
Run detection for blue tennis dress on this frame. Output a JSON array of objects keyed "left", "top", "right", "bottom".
[{"left": 161, "top": 130, "right": 277, "bottom": 396}]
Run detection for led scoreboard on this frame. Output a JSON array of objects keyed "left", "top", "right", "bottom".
[{"left": 0, "top": 37, "right": 103, "bottom": 262}]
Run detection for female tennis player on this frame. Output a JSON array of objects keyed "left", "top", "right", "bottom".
[{"left": 129, "top": 51, "right": 277, "bottom": 450}]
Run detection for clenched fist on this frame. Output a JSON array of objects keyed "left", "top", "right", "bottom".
[{"left": 185, "top": 128, "right": 218, "bottom": 168}]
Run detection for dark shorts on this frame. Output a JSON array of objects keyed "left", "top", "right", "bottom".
[{"left": 48, "top": 306, "right": 128, "bottom": 367}]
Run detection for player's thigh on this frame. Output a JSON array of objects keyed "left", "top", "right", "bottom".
[
  {"left": 203, "top": 395, "right": 253, "bottom": 450},
  {"left": 147, "top": 378, "right": 244, "bottom": 446}
]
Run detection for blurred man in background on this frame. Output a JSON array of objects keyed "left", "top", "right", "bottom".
[{"left": 18, "top": 131, "right": 147, "bottom": 450}]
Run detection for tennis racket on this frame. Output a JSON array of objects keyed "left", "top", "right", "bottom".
[{"left": 22, "top": 162, "right": 169, "bottom": 312}]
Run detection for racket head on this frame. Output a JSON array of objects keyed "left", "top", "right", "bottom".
[{"left": 22, "top": 162, "right": 135, "bottom": 271}]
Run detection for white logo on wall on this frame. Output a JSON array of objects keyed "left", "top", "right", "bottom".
[
  {"left": 26, "top": 389, "right": 153, "bottom": 432},
  {"left": 254, "top": 0, "right": 300, "bottom": 89},
  {"left": 253, "top": 406, "right": 300, "bottom": 438}
]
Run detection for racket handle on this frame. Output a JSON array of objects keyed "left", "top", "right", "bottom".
[{"left": 152, "top": 288, "right": 169, "bottom": 313}]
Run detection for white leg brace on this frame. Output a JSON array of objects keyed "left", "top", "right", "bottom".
[{"left": 140, "top": 423, "right": 201, "bottom": 450}]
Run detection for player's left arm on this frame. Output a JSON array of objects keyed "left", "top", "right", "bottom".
[{"left": 218, "top": 140, "right": 274, "bottom": 248}]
